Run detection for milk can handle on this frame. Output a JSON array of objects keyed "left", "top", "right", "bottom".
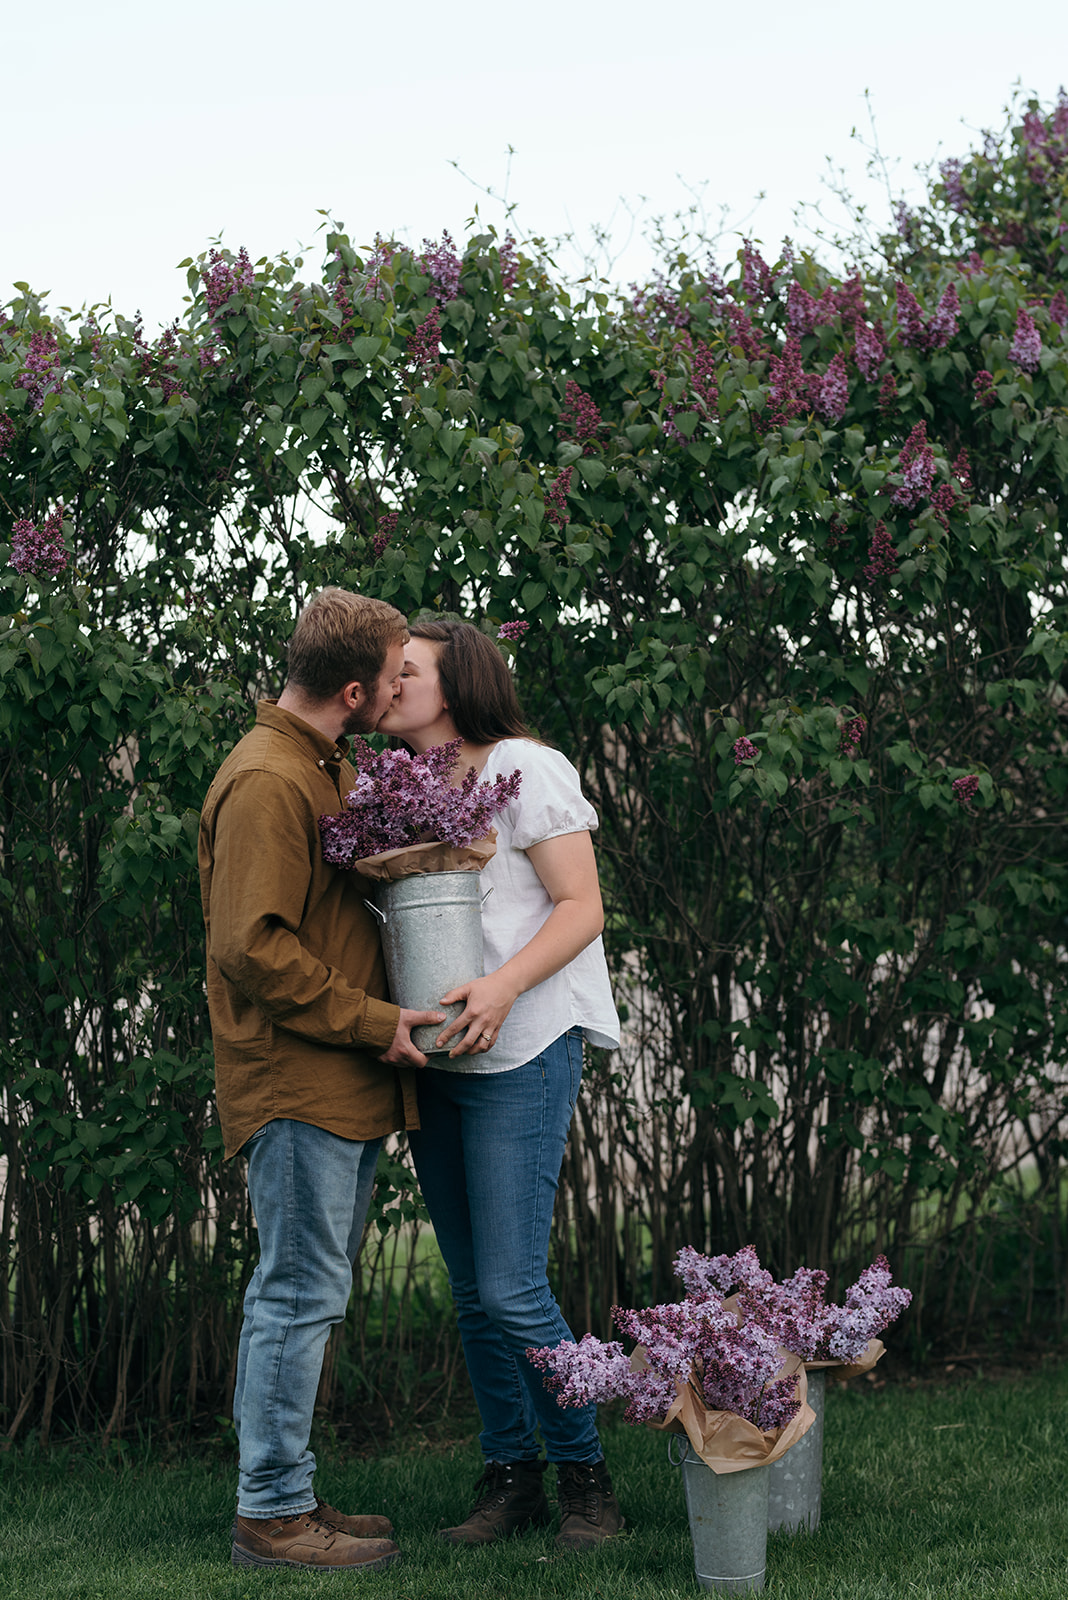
[
  {"left": 363, "top": 899, "right": 387, "bottom": 925},
  {"left": 481, "top": 886, "right": 494, "bottom": 906}
]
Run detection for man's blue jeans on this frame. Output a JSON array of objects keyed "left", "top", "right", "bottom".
[
  {"left": 407, "top": 1028, "right": 602, "bottom": 1465},
  {"left": 233, "top": 1119, "right": 381, "bottom": 1518}
]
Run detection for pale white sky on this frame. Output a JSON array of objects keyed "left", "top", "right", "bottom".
[{"left": 6, "top": 1, "right": 1066, "bottom": 331}]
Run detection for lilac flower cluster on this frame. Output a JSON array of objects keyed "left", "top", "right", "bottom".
[
  {"left": 891, "top": 422, "right": 935, "bottom": 509},
  {"left": 952, "top": 448, "right": 974, "bottom": 495},
  {"left": 723, "top": 302, "right": 766, "bottom": 364},
  {"left": 895, "top": 281, "right": 959, "bottom": 352},
  {"left": 838, "top": 716, "right": 866, "bottom": 758},
  {"left": 497, "top": 620, "right": 529, "bottom": 642},
  {"left": 407, "top": 306, "right": 441, "bottom": 373},
  {"left": 544, "top": 466, "right": 572, "bottom": 528},
  {"left": 16, "top": 328, "right": 63, "bottom": 410},
  {"left": 362, "top": 235, "right": 395, "bottom": 301},
  {"left": 198, "top": 336, "right": 223, "bottom": 371},
  {"left": 631, "top": 274, "right": 690, "bottom": 333},
  {"left": 786, "top": 274, "right": 866, "bottom": 336},
  {"left": 557, "top": 380, "right": 603, "bottom": 454},
  {"left": 1009, "top": 309, "right": 1042, "bottom": 373},
  {"left": 818, "top": 352, "right": 849, "bottom": 423},
  {"left": 498, "top": 233, "right": 519, "bottom": 293},
  {"left": 529, "top": 1293, "right": 800, "bottom": 1430},
  {"left": 878, "top": 372, "right": 899, "bottom": 413},
  {"left": 863, "top": 522, "right": 898, "bottom": 585},
  {"left": 372, "top": 512, "right": 397, "bottom": 560},
  {"left": 733, "top": 736, "right": 759, "bottom": 763},
  {"left": 787, "top": 281, "right": 837, "bottom": 335},
  {"left": 940, "top": 157, "right": 968, "bottom": 213},
  {"left": 958, "top": 251, "right": 987, "bottom": 277},
  {"left": 657, "top": 339, "right": 719, "bottom": 441},
  {"left": 0, "top": 414, "right": 15, "bottom": 454},
  {"left": 1020, "top": 91, "right": 1068, "bottom": 174},
  {"left": 139, "top": 322, "right": 188, "bottom": 401},
  {"left": 1049, "top": 290, "right": 1068, "bottom": 330},
  {"left": 768, "top": 339, "right": 848, "bottom": 425},
  {"left": 952, "top": 774, "right": 980, "bottom": 807},
  {"left": 853, "top": 319, "right": 887, "bottom": 381},
  {"left": 331, "top": 252, "right": 356, "bottom": 332},
  {"left": 319, "top": 738, "right": 522, "bottom": 867},
  {"left": 893, "top": 201, "right": 915, "bottom": 241},
  {"left": 674, "top": 1244, "right": 912, "bottom": 1365},
  {"left": 973, "top": 368, "right": 997, "bottom": 409},
  {"left": 740, "top": 241, "right": 774, "bottom": 304},
  {"left": 416, "top": 231, "right": 463, "bottom": 304},
  {"left": 929, "top": 483, "right": 958, "bottom": 532},
  {"left": 201, "top": 247, "right": 254, "bottom": 316},
  {"left": 9, "top": 507, "right": 68, "bottom": 578}
]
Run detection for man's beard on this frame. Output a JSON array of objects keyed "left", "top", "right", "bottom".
[{"left": 340, "top": 702, "right": 383, "bottom": 737}]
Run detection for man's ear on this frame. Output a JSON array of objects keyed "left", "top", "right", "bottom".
[{"left": 343, "top": 680, "right": 365, "bottom": 710}]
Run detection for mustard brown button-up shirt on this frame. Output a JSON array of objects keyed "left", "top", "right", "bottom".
[{"left": 198, "top": 701, "right": 415, "bottom": 1158}]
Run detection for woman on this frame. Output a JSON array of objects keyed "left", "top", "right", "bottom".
[{"left": 377, "top": 618, "right": 622, "bottom": 1552}]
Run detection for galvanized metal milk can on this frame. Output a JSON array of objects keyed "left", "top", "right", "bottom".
[
  {"left": 365, "top": 871, "right": 490, "bottom": 1058},
  {"left": 671, "top": 1437, "right": 770, "bottom": 1593},
  {"left": 767, "top": 1367, "right": 826, "bottom": 1534}
]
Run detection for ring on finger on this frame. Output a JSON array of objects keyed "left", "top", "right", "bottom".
[{"left": 481, "top": 1030, "right": 493, "bottom": 1042}]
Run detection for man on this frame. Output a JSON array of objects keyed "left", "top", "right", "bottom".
[{"left": 198, "top": 588, "right": 444, "bottom": 1572}]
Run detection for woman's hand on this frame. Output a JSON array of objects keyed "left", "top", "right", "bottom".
[{"left": 434, "top": 973, "right": 520, "bottom": 1058}]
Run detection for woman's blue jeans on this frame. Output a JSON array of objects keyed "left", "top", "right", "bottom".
[
  {"left": 233, "top": 1119, "right": 381, "bottom": 1518},
  {"left": 407, "top": 1028, "right": 602, "bottom": 1465}
]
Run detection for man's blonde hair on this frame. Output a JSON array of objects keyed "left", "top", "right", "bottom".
[{"left": 286, "top": 588, "right": 408, "bottom": 701}]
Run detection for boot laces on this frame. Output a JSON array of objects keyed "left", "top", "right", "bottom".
[
  {"left": 470, "top": 1462, "right": 513, "bottom": 1510},
  {"left": 559, "top": 1466, "right": 601, "bottom": 1520}
]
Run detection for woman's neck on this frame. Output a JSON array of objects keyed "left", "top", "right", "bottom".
[{"left": 405, "top": 725, "right": 498, "bottom": 780}]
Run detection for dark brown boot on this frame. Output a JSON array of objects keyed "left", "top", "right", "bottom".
[
  {"left": 555, "top": 1459, "right": 624, "bottom": 1551},
  {"left": 232, "top": 1509, "right": 400, "bottom": 1570},
  {"left": 440, "top": 1459, "right": 551, "bottom": 1544}
]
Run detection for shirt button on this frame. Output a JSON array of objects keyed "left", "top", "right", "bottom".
[{"left": 318, "top": 759, "right": 325, "bottom": 767}]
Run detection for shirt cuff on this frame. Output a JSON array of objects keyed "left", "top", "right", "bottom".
[{"left": 358, "top": 996, "right": 402, "bottom": 1053}]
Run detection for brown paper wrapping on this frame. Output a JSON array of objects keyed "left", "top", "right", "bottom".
[
  {"left": 352, "top": 832, "right": 496, "bottom": 882},
  {"left": 805, "top": 1337, "right": 885, "bottom": 1380},
  {"left": 647, "top": 1352, "right": 817, "bottom": 1476}
]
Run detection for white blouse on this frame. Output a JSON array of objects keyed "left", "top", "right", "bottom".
[{"left": 438, "top": 738, "right": 620, "bottom": 1073}]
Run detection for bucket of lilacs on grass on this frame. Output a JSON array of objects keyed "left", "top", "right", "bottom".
[
  {"left": 528, "top": 1246, "right": 910, "bottom": 1592},
  {"left": 674, "top": 1247, "right": 912, "bottom": 1538},
  {"left": 320, "top": 737, "right": 521, "bottom": 1054}
]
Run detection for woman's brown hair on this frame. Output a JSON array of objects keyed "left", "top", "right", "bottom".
[{"left": 408, "top": 618, "right": 532, "bottom": 745}]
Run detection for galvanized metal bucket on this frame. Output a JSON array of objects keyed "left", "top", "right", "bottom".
[
  {"left": 365, "top": 871, "right": 489, "bottom": 1057},
  {"left": 671, "top": 1438, "right": 769, "bottom": 1593},
  {"left": 768, "top": 1367, "right": 825, "bottom": 1535}
]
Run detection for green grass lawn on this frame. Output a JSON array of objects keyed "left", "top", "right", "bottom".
[{"left": 4, "top": 1364, "right": 1067, "bottom": 1598}]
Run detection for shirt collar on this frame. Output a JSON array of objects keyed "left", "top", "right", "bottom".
[{"left": 255, "top": 699, "right": 348, "bottom": 769}]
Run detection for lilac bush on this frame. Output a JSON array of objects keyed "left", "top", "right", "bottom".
[{"left": 319, "top": 738, "right": 522, "bottom": 867}]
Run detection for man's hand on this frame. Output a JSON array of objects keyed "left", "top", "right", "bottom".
[{"left": 378, "top": 1008, "right": 446, "bottom": 1068}]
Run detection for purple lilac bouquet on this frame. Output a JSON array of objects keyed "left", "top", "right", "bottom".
[
  {"left": 528, "top": 1245, "right": 910, "bottom": 1439},
  {"left": 674, "top": 1244, "right": 912, "bottom": 1365},
  {"left": 528, "top": 1293, "right": 801, "bottom": 1432},
  {"left": 320, "top": 737, "right": 521, "bottom": 868}
]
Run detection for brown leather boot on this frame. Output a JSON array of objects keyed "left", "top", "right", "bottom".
[
  {"left": 555, "top": 1459, "right": 624, "bottom": 1551},
  {"left": 232, "top": 1509, "right": 400, "bottom": 1570},
  {"left": 314, "top": 1496, "right": 394, "bottom": 1538},
  {"left": 440, "top": 1459, "right": 551, "bottom": 1544}
]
